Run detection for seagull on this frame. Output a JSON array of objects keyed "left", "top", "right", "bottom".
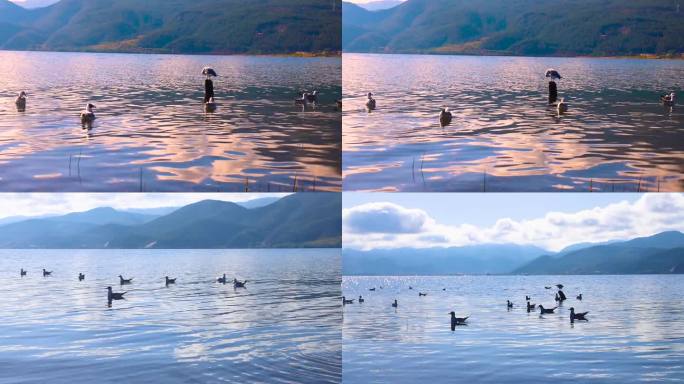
[
  {"left": 557, "top": 98, "right": 568, "bottom": 115},
  {"left": 527, "top": 302, "right": 536, "bottom": 311},
  {"left": 576, "top": 294, "right": 583, "bottom": 300},
  {"left": 15, "top": 91, "right": 27, "bottom": 110},
  {"left": 80, "top": 103, "right": 96, "bottom": 127},
  {"left": 217, "top": 274, "right": 227, "bottom": 284},
  {"left": 450, "top": 312, "right": 469, "bottom": 329},
  {"left": 20, "top": 268, "right": 27, "bottom": 277},
  {"left": 507, "top": 300, "right": 514, "bottom": 309},
  {"left": 358, "top": 295, "right": 364, "bottom": 303},
  {"left": 661, "top": 92, "right": 676, "bottom": 107},
  {"left": 391, "top": 299, "right": 398, "bottom": 308},
  {"left": 365, "top": 92, "right": 376, "bottom": 110},
  {"left": 42, "top": 269, "right": 52, "bottom": 277},
  {"left": 78, "top": 273, "right": 85, "bottom": 281},
  {"left": 570, "top": 307, "right": 589, "bottom": 322},
  {"left": 202, "top": 67, "right": 218, "bottom": 78},
  {"left": 539, "top": 305, "right": 557, "bottom": 314},
  {"left": 545, "top": 69, "right": 562, "bottom": 80},
  {"left": 305, "top": 90, "right": 318, "bottom": 104},
  {"left": 107, "top": 286, "right": 126, "bottom": 301},
  {"left": 369, "top": 287, "right": 376, "bottom": 291},
  {"left": 119, "top": 275, "right": 133, "bottom": 285},
  {"left": 545, "top": 286, "right": 552, "bottom": 289},
  {"left": 439, "top": 107, "right": 452, "bottom": 126},
  {"left": 204, "top": 97, "right": 217, "bottom": 112},
  {"left": 165, "top": 276, "right": 176, "bottom": 285},
  {"left": 525, "top": 295, "right": 531, "bottom": 301},
  {"left": 419, "top": 292, "right": 427, "bottom": 297},
  {"left": 233, "top": 278, "right": 247, "bottom": 288},
  {"left": 343, "top": 296, "right": 354, "bottom": 305}
]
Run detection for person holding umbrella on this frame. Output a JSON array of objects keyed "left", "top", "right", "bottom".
[
  {"left": 202, "top": 67, "right": 217, "bottom": 103},
  {"left": 545, "top": 68, "right": 562, "bottom": 104}
]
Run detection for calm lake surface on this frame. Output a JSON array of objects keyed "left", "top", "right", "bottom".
[
  {"left": 0, "top": 51, "right": 341, "bottom": 192},
  {"left": 343, "top": 54, "right": 684, "bottom": 192},
  {"left": 343, "top": 275, "right": 684, "bottom": 383},
  {"left": 0, "top": 249, "right": 341, "bottom": 384}
]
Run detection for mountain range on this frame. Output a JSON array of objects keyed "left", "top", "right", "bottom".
[
  {"left": 344, "top": 231, "right": 684, "bottom": 275},
  {"left": 0, "top": 194, "right": 341, "bottom": 248},
  {"left": 342, "top": 0, "right": 684, "bottom": 56},
  {"left": 0, "top": 0, "right": 341, "bottom": 54}
]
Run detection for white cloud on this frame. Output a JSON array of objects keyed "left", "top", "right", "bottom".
[
  {"left": 344, "top": 202, "right": 432, "bottom": 234},
  {"left": 0, "top": 193, "right": 289, "bottom": 219},
  {"left": 343, "top": 194, "right": 684, "bottom": 252}
]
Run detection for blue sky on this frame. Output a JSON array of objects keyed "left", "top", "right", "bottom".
[{"left": 343, "top": 193, "right": 684, "bottom": 251}]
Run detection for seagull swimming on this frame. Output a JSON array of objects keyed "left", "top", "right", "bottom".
[
  {"left": 391, "top": 299, "right": 398, "bottom": 308},
  {"left": 233, "top": 278, "right": 247, "bottom": 288},
  {"left": 80, "top": 103, "right": 96, "bottom": 126},
  {"left": 107, "top": 286, "right": 127, "bottom": 301},
  {"left": 119, "top": 275, "right": 133, "bottom": 285},
  {"left": 165, "top": 276, "right": 176, "bottom": 285},
  {"left": 577, "top": 293, "right": 583, "bottom": 300},
  {"left": 358, "top": 295, "right": 364, "bottom": 303},
  {"left": 661, "top": 92, "right": 676, "bottom": 107},
  {"left": 15, "top": 91, "right": 27, "bottom": 110},
  {"left": 539, "top": 305, "right": 557, "bottom": 314},
  {"left": 343, "top": 296, "right": 354, "bottom": 305},
  {"left": 570, "top": 307, "right": 589, "bottom": 323},
  {"left": 419, "top": 292, "right": 427, "bottom": 297},
  {"left": 217, "top": 274, "right": 227, "bottom": 284},
  {"left": 557, "top": 98, "right": 568, "bottom": 115},
  {"left": 20, "top": 268, "right": 27, "bottom": 277},
  {"left": 450, "top": 312, "right": 469, "bottom": 329},
  {"left": 78, "top": 273, "right": 85, "bottom": 281},
  {"left": 507, "top": 300, "right": 514, "bottom": 309},
  {"left": 42, "top": 269, "right": 52, "bottom": 277},
  {"left": 439, "top": 107, "right": 452, "bottom": 126},
  {"left": 365, "top": 92, "right": 376, "bottom": 110}
]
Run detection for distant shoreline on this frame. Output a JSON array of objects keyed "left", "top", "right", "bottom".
[
  {"left": 342, "top": 50, "right": 684, "bottom": 60},
  {"left": 0, "top": 48, "right": 341, "bottom": 58}
]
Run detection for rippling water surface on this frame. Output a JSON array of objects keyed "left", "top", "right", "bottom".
[
  {"left": 0, "top": 51, "right": 341, "bottom": 191},
  {"left": 0, "top": 249, "right": 341, "bottom": 383},
  {"left": 343, "top": 54, "right": 684, "bottom": 192},
  {"left": 343, "top": 275, "right": 684, "bottom": 383}
]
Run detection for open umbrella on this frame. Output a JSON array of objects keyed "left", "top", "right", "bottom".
[
  {"left": 202, "top": 67, "right": 218, "bottom": 77},
  {"left": 545, "top": 69, "right": 562, "bottom": 80}
]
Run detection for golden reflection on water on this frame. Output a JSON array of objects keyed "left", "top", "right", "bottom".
[
  {"left": 343, "top": 54, "right": 684, "bottom": 192},
  {"left": 0, "top": 51, "right": 341, "bottom": 191}
]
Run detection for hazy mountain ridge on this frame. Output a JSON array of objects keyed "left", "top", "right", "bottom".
[
  {"left": 342, "top": 0, "right": 684, "bottom": 57},
  {"left": 0, "top": 194, "right": 341, "bottom": 249},
  {"left": 0, "top": 0, "right": 342, "bottom": 54},
  {"left": 344, "top": 231, "right": 684, "bottom": 275}
]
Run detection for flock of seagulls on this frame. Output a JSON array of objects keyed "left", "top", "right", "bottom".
[
  {"left": 344, "top": 282, "right": 591, "bottom": 331},
  {"left": 359, "top": 68, "right": 677, "bottom": 125},
  {"left": 18, "top": 268, "right": 248, "bottom": 305}
]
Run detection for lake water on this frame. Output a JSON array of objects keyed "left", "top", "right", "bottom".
[
  {"left": 0, "top": 51, "right": 341, "bottom": 192},
  {"left": 0, "top": 249, "right": 341, "bottom": 384},
  {"left": 343, "top": 54, "right": 684, "bottom": 192},
  {"left": 343, "top": 275, "right": 684, "bottom": 383}
]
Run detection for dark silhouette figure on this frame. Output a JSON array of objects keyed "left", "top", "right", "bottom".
[
  {"left": 342, "top": 296, "right": 354, "bottom": 305},
  {"left": 369, "top": 287, "right": 376, "bottom": 291},
  {"left": 558, "top": 290, "right": 567, "bottom": 301},
  {"left": 577, "top": 293, "right": 583, "bottom": 300},
  {"left": 119, "top": 275, "right": 133, "bottom": 285},
  {"left": 204, "top": 79, "right": 215, "bottom": 103},
  {"left": 217, "top": 273, "right": 227, "bottom": 284},
  {"left": 165, "top": 276, "right": 176, "bottom": 286},
  {"left": 391, "top": 299, "right": 398, "bottom": 308},
  {"left": 548, "top": 81, "right": 558, "bottom": 104},
  {"left": 419, "top": 292, "right": 427, "bottom": 297},
  {"left": 78, "top": 273, "right": 85, "bottom": 281},
  {"left": 42, "top": 269, "right": 52, "bottom": 277},
  {"left": 450, "top": 312, "right": 468, "bottom": 330},
  {"left": 526, "top": 301, "right": 536, "bottom": 313},
  {"left": 525, "top": 295, "right": 531, "bottom": 301},
  {"left": 358, "top": 295, "right": 364, "bottom": 303},
  {"left": 233, "top": 278, "right": 247, "bottom": 288},
  {"left": 570, "top": 307, "right": 589, "bottom": 323},
  {"left": 20, "top": 268, "right": 27, "bottom": 277},
  {"left": 107, "top": 286, "right": 127, "bottom": 304},
  {"left": 507, "top": 300, "right": 514, "bottom": 309}
]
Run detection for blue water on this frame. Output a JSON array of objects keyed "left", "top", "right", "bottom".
[
  {"left": 0, "top": 249, "right": 341, "bottom": 384},
  {"left": 343, "top": 275, "right": 684, "bottom": 383}
]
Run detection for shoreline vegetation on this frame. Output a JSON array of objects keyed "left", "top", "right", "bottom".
[
  {"left": 0, "top": 48, "right": 341, "bottom": 57},
  {"left": 343, "top": 50, "right": 684, "bottom": 60}
]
